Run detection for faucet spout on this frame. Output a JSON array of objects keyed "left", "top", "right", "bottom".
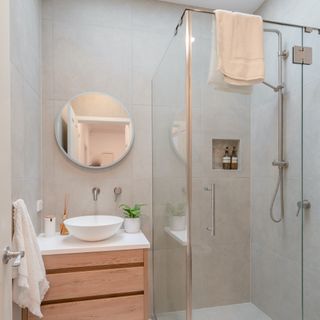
[{"left": 92, "top": 187, "right": 100, "bottom": 201}]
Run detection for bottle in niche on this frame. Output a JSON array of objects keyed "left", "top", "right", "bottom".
[
  {"left": 222, "top": 146, "right": 231, "bottom": 170},
  {"left": 231, "top": 146, "right": 238, "bottom": 170}
]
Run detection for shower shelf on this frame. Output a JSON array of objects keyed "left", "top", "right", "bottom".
[
  {"left": 212, "top": 138, "right": 240, "bottom": 170},
  {"left": 164, "top": 227, "right": 187, "bottom": 246}
]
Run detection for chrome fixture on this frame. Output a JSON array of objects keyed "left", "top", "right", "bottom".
[
  {"left": 293, "top": 46, "right": 313, "bottom": 65},
  {"left": 113, "top": 187, "right": 122, "bottom": 202},
  {"left": 263, "top": 28, "right": 289, "bottom": 224},
  {"left": 3, "top": 246, "right": 25, "bottom": 267},
  {"left": 304, "top": 26, "right": 320, "bottom": 34},
  {"left": 272, "top": 160, "right": 289, "bottom": 168},
  {"left": 262, "top": 82, "right": 285, "bottom": 92},
  {"left": 204, "top": 184, "right": 216, "bottom": 236},
  {"left": 296, "top": 200, "right": 311, "bottom": 217},
  {"left": 174, "top": 8, "right": 320, "bottom": 37},
  {"left": 92, "top": 187, "right": 100, "bottom": 201}
]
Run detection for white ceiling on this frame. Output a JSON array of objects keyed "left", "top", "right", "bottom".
[{"left": 159, "top": 0, "right": 266, "bottom": 13}]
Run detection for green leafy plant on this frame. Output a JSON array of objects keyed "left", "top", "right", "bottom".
[
  {"left": 166, "top": 203, "right": 186, "bottom": 216},
  {"left": 119, "top": 204, "right": 145, "bottom": 218}
]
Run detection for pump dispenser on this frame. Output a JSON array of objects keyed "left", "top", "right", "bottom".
[
  {"left": 231, "top": 146, "right": 238, "bottom": 170},
  {"left": 222, "top": 147, "right": 231, "bottom": 170}
]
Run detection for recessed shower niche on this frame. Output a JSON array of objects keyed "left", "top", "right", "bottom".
[{"left": 212, "top": 138, "right": 240, "bottom": 170}]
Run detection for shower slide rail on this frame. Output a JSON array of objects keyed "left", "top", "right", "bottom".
[{"left": 263, "top": 29, "right": 289, "bottom": 223}]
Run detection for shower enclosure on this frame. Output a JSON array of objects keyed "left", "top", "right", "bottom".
[{"left": 152, "top": 8, "right": 319, "bottom": 320}]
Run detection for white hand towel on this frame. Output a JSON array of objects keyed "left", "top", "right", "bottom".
[
  {"left": 215, "top": 10, "right": 264, "bottom": 85},
  {"left": 208, "top": 15, "right": 252, "bottom": 95},
  {"left": 12, "top": 199, "right": 49, "bottom": 318}
]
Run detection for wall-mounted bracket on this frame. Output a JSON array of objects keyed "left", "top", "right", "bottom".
[
  {"left": 292, "top": 46, "right": 312, "bottom": 65},
  {"left": 304, "top": 26, "right": 320, "bottom": 34},
  {"left": 305, "top": 27, "right": 314, "bottom": 33},
  {"left": 272, "top": 160, "right": 289, "bottom": 168},
  {"left": 279, "top": 49, "right": 289, "bottom": 59}
]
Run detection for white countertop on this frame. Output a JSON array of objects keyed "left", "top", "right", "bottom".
[
  {"left": 164, "top": 227, "right": 187, "bottom": 246},
  {"left": 37, "top": 230, "right": 150, "bottom": 255}
]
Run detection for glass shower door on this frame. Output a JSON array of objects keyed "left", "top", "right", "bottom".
[
  {"left": 152, "top": 9, "right": 305, "bottom": 320},
  {"left": 302, "top": 29, "right": 320, "bottom": 320},
  {"left": 190, "top": 11, "right": 252, "bottom": 317},
  {"left": 152, "top": 22, "right": 187, "bottom": 320},
  {"left": 190, "top": 11, "right": 303, "bottom": 320}
]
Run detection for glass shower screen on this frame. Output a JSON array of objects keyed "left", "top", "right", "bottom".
[
  {"left": 153, "top": 9, "right": 304, "bottom": 320},
  {"left": 190, "top": 11, "right": 303, "bottom": 320},
  {"left": 152, "top": 20, "right": 187, "bottom": 320}
]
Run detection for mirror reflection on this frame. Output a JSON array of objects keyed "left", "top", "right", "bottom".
[
  {"left": 55, "top": 93, "right": 134, "bottom": 168},
  {"left": 171, "top": 110, "right": 186, "bottom": 162}
]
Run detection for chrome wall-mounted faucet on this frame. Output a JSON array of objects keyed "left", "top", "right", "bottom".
[
  {"left": 113, "top": 187, "right": 122, "bottom": 202},
  {"left": 92, "top": 187, "right": 100, "bottom": 201}
]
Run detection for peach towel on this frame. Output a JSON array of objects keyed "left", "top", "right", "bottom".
[
  {"left": 208, "top": 15, "right": 252, "bottom": 94},
  {"left": 215, "top": 9, "right": 264, "bottom": 86}
]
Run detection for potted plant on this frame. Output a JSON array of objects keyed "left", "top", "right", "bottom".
[
  {"left": 120, "top": 203, "right": 145, "bottom": 233},
  {"left": 167, "top": 203, "right": 186, "bottom": 231}
]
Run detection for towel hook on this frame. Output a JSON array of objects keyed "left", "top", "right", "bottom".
[{"left": 2, "top": 246, "right": 25, "bottom": 267}]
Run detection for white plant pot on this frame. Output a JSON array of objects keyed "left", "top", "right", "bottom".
[
  {"left": 169, "top": 215, "right": 186, "bottom": 231},
  {"left": 124, "top": 217, "right": 141, "bottom": 233}
]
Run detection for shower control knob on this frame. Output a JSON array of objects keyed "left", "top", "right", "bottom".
[{"left": 296, "top": 200, "right": 311, "bottom": 217}]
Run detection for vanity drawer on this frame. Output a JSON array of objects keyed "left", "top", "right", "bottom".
[
  {"left": 44, "top": 267, "right": 144, "bottom": 302},
  {"left": 43, "top": 249, "right": 144, "bottom": 271},
  {"left": 28, "top": 294, "right": 144, "bottom": 320}
]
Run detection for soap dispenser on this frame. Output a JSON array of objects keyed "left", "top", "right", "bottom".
[
  {"left": 222, "top": 146, "right": 231, "bottom": 170},
  {"left": 231, "top": 146, "right": 238, "bottom": 170}
]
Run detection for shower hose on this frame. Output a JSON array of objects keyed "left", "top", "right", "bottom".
[{"left": 270, "top": 167, "right": 284, "bottom": 223}]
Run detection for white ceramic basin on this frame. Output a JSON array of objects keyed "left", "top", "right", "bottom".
[{"left": 64, "top": 215, "right": 124, "bottom": 242}]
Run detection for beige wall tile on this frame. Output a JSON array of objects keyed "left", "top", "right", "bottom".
[{"left": 11, "top": 0, "right": 42, "bottom": 235}]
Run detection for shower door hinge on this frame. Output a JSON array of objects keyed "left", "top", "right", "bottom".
[{"left": 292, "top": 46, "right": 312, "bottom": 65}]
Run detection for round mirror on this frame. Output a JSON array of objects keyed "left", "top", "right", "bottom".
[{"left": 55, "top": 92, "right": 134, "bottom": 169}]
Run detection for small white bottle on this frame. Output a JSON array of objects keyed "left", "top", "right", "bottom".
[{"left": 44, "top": 215, "right": 56, "bottom": 237}]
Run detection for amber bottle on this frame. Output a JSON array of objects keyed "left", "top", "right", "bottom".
[
  {"left": 222, "top": 147, "right": 231, "bottom": 170},
  {"left": 231, "top": 146, "right": 238, "bottom": 170}
]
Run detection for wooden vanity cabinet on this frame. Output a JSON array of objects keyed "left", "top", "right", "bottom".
[{"left": 23, "top": 249, "right": 149, "bottom": 320}]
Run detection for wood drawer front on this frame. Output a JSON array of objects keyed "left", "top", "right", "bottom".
[
  {"left": 44, "top": 267, "right": 144, "bottom": 302},
  {"left": 44, "top": 249, "right": 144, "bottom": 271},
  {"left": 28, "top": 295, "right": 144, "bottom": 320}
]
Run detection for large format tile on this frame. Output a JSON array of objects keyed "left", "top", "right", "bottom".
[
  {"left": 52, "top": 0, "right": 132, "bottom": 29},
  {"left": 53, "top": 22, "right": 132, "bottom": 102},
  {"left": 11, "top": 0, "right": 42, "bottom": 233},
  {"left": 132, "top": 0, "right": 183, "bottom": 35},
  {"left": 11, "top": 66, "right": 25, "bottom": 180},
  {"left": 252, "top": 244, "right": 301, "bottom": 320}
]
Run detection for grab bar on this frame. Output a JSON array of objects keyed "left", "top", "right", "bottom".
[{"left": 205, "top": 184, "right": 215, "bottom": 236}]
